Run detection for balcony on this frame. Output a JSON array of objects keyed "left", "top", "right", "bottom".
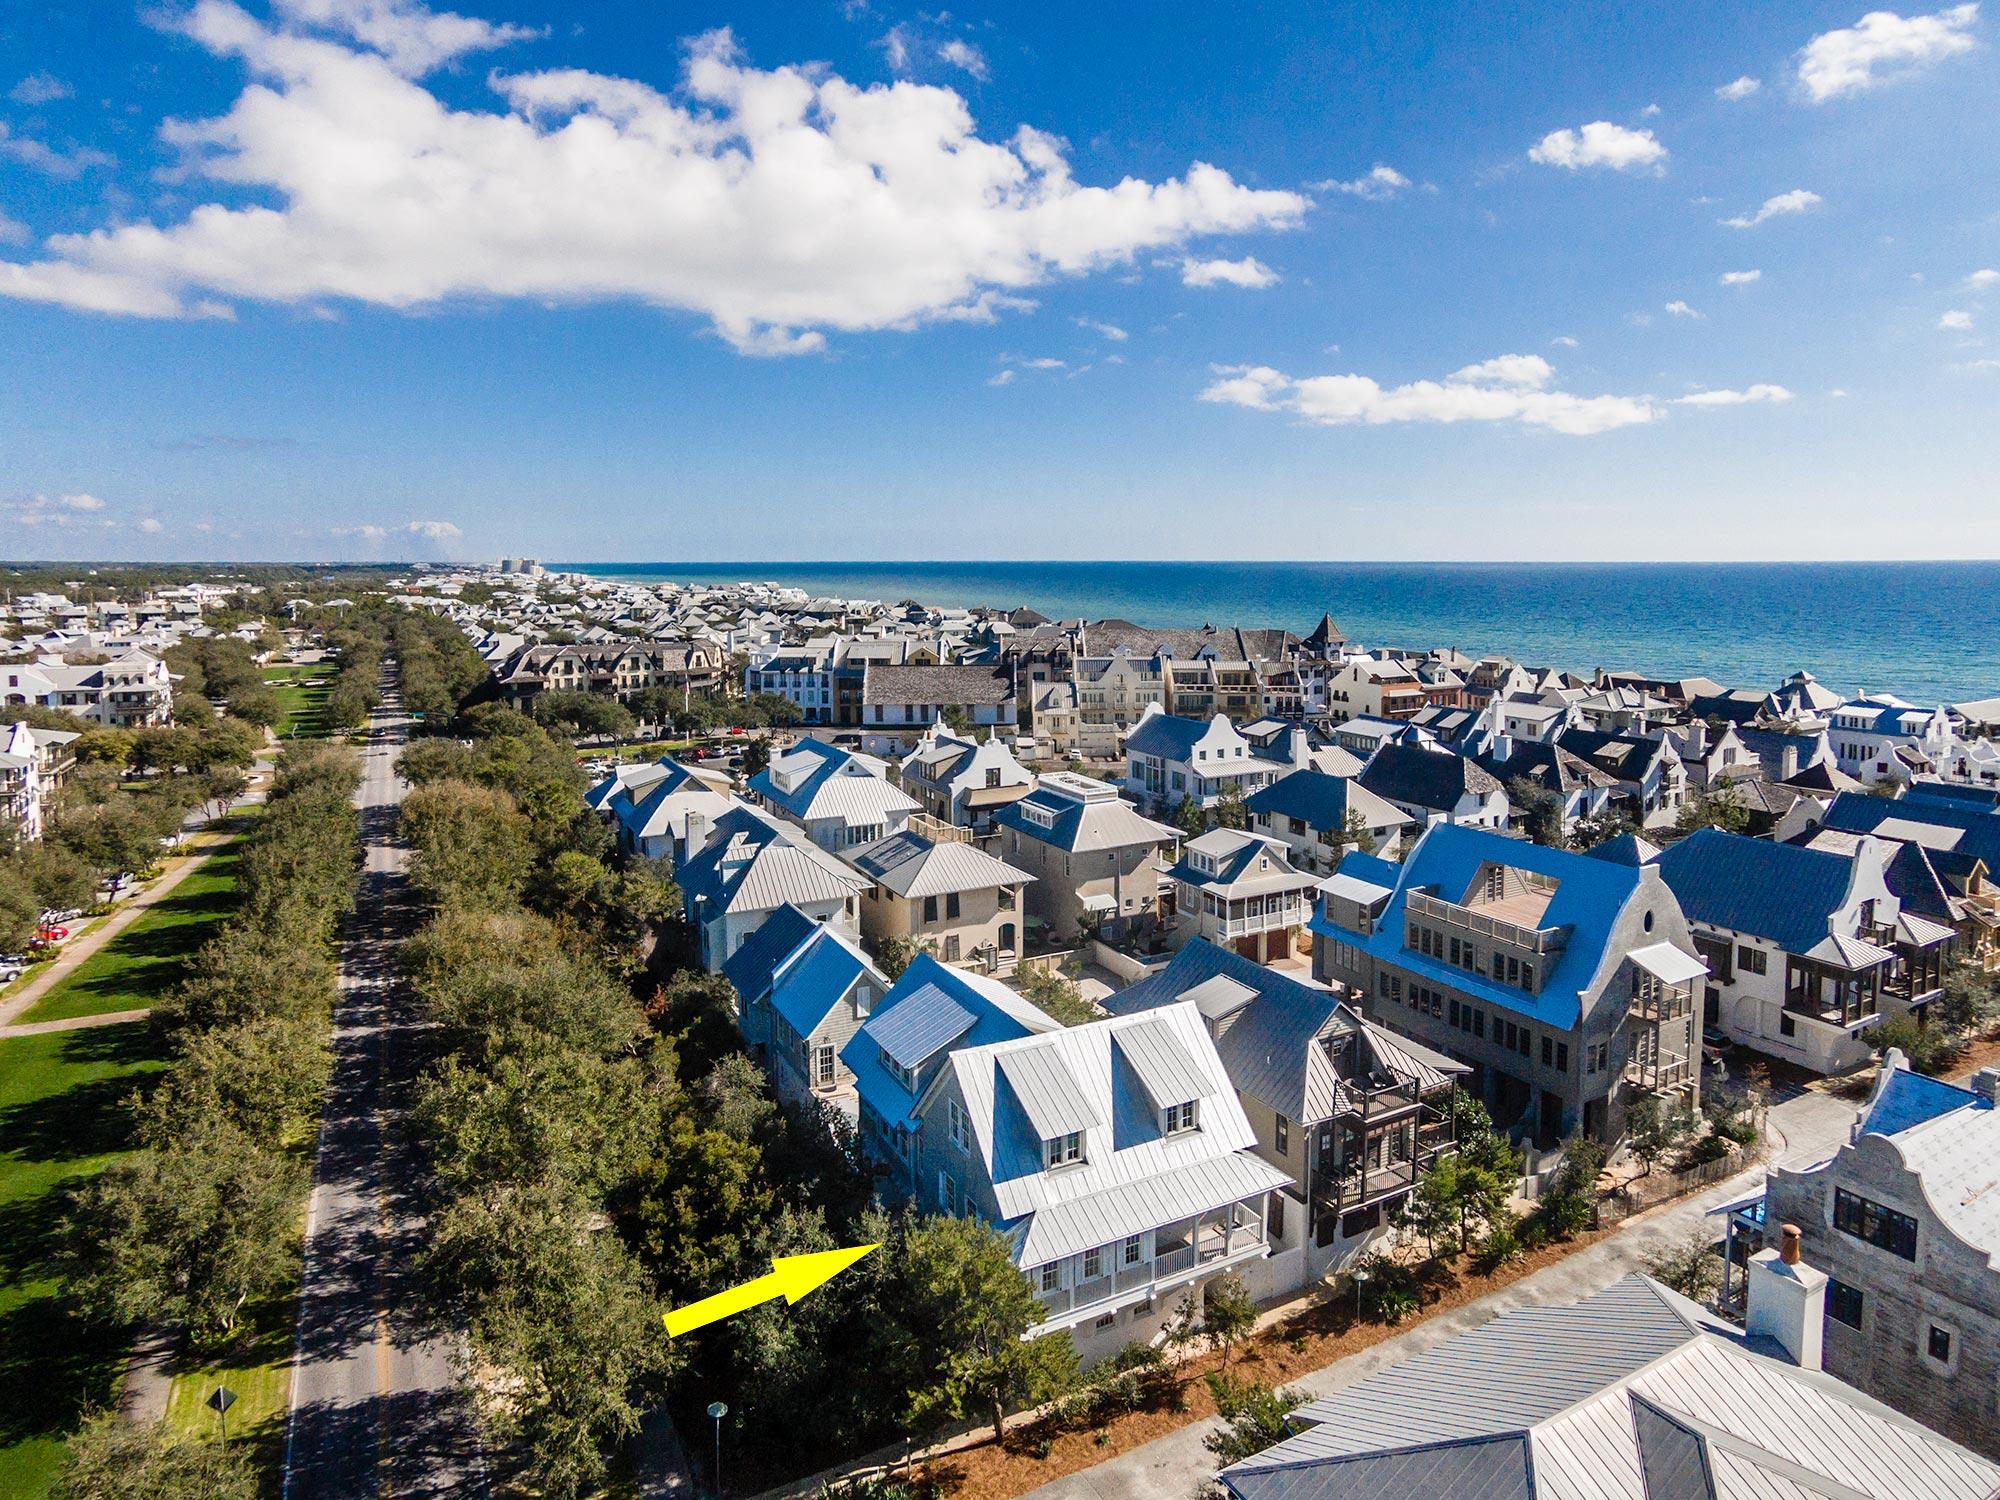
[
  {"left": 1625, "top": 1051, "right": 1694, "bottom": 1092},
  {"left": 1628, "top": 985, "right": 1695, "bottom": 1023},
  {"left": 1029, "top": 1203, "right": 1267, "bottom": 1325},
  {"left": 1408, "top": 891, "right": 1566, "bottom": 957},
  {"left": 1213, "top": 904, "right": 1306, "bottom": 939}
]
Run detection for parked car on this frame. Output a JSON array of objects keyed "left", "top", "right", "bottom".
[{"left": 1700, "top": 1026, "right": 1733, "bottom": 1065}]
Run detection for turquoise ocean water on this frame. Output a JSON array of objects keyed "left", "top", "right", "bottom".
[{"left": 559, "top": 561, "right": 2000, "bottom": 706}]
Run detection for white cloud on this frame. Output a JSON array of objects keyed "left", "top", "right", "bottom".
[
  {"left": 1721, "top": 188, "right": 1821, "bottom": 227},
  {"left": 0, "top": 7, "right": 1305, "bottom": 353},
  {"left": 986, "top": 367, "right": 1015, "bottom": 386},
  {"left": 403, "top": 519, "right": 462, "bottom": 539},
  {"left": 0, "top": 122, "right": 111, "bottom": 179},
  {"left": 1017, "top": 356, "right": 1066, "bottom": 370},
  {"left": 10, "top": 72, "right": 73, "bottom": 106},
  {"left": 937, "top": 39, "right": 989, "bottom": 82},
  {"left": 333, "top": 523, "right": 389, "bottom": 539},
  {"left": 1528, "top": 121, "right": 1667, "bottom": 172},
  {"left": 1665, "top": 299, "right": 1703, "bottom": 318},
  {"left": 1675, "top": 384, "right": 1794, "bottom": 406},
  {"left": 877, "top": 24, "right": 912, "bottom": 72},
  {"left": 1181, "top": 255, "right": 1279, "bottom": 289},
  {"left": 270, "top": 0, "right": 541, "bottom": 76},
  {"left": 1550, "top": 334, "right": 1580, "bottom": 348},
  {"left": 1797, "top": 4, "right": 1980, "bottom": 101},
  {"left": 4, "top": 492, "right": 121, "bottom": 528},
  {"left": 1939, "top": 308, "right": 1975, "bottom": 329},
  {"left": 1199, "top": 353, "right": 1662, "bottom": 437},
  {"left": 137, "top": 517, "right": 165, "bottom": 534},
  {"left": 1313, "top": 164, "right": 1411, "bottom": 200},
  {"left": 0, "top": 211, "right": 27, "bottom": 247},
  {"left": 1641, "top": 103, "right": 1662, "bottom": 117},
  {"left": 1716, "top": 75, "right": 1762, "bottom": 100},
  {"left": 1967, "top": 268, "right": 2000, "bottom": 289},
  {"left": 1075, "top": 316, "right": 1127, "bottom": 341},
  {"left": 60, "top": 492, "right": 106, "bottom": 511},
  {"left": 1720, "top": 269, "right": 1762, "bottom": 284}
]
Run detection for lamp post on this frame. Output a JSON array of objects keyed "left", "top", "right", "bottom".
[
  {"left": 707, "top": 1400, "right": 729, "bottom": 1498},
  {"left": 1352, "top": 1267, "right": 1368, "bottom": 1322}
]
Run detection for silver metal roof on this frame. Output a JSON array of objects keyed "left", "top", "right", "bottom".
[
  {"left": 997, "top": 1047, "right": 1101, "bottom": 1139},
  {"left": 867, "top": 985, "right": 976, "bottom": 1070},
  {"left": 1115, "top": 1019, "right": 1212, "bottom": 1110}
]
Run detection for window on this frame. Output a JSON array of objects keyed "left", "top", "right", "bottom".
[
  {"left": 1833, "top": 1188, "right": 1918, "bottom": 1260},
  {"left": 922, "top": 895, "right": 938, "bottom": 923},
  {"left": 1095, "top": 1313, "right": 1117, "bottom": 1330},
  {"left": 1736, "top": 944, "right": 1768, "bottom": 976},
  {"left": 814, "top": 1044, "right": 837, "bottom": 1087},
  {"left": 1083, "top": 1247, "right": 1103, "bottom": 1280},
  {"left": 1045, "top": 1131, "right": 1084, "bottom": 1168},
  {"left": 1275, "top": 1113, "right": 1290, "bottom": 1156},
  {"left": 1929, "top": 1324, "right": 1953, "bottom": 1363},
  {"left": 1164, "top": 1101, "right": 1199, "bottom": 1134},
  {"left": 946, "top": 892, "right": 961, "bottom": 921},
  {"left": 1040, "top": 1263, "right": 1061, "bottom": 1292},
  {"left": 947, "top": 1098, "right": 970, "bottom": 1152},
  {"left": 1123, "top": 1235, "right": 1143, "bottom": 1266},
  {"left": 1542, "top": 1036, "right": 1553, "bottom": 1067},
  {"left": 1827, "top": 1279, "right": 1864, "bottom": 1329},
  {"left": 1556, "top": 1042, "right": 1569, "bottom": 1073},
  {"left": 1780, "top": 1013, "right": 1797, "bottom": 1038}
]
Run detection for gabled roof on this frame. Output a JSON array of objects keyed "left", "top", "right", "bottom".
[
  {"left": 767, "top": 923, "right": 886, "bottom": 1042},
  {"left": 1477, "top": 740, "right": 1618, "bottom": 795},
  {"left": 847, "top": 829, "right": 1033, "bottom": 899},
  {"left": 1358, "top": 744, "right": 1503, "bottom": 812},
  {"left": 751, "top": 736, "right": 919, "bottom": 826},
  {"left": 946, "top": 1002, "right": 1289, "bottom": 1265},
  {"left": 721, "top": 902, "right": 822, "bottom": 1004},
  {"left": 1319, "top": 824, "right": 1661, "bottom": 1030},
  {"left": 996, "top": 778, "right": 1178, "bottom": 854},
  {"left": 1654, "top": 828, "right": 1857, "bottom": 953},
  {"left": 1859, "top": 1054, "right": 1986, "bottom": 1140},
  {"left": 1125, "top": 709, "right": 1236, "bottom": 762},
  {"left": 1245, "top": 768, "right": 1405, "bottom": 832},
  {"left": 1818, "top": 792, "right": 2000, "bottom": 876},
  {"left": 1224, "top": 1275, "right": 2000, "bottom": 1500},
  {"left": 841, "top": 955, "right": 1057, "bottom": 1131},
  {"left": 1106, "top": 940, "right": 1464, "bottom": 1124},
  {"left": 678, "top": 804, "right": 871, "bottom": 916},
  {"left": 1164, "top": 829, "right": 1316, "bottom": 896}
]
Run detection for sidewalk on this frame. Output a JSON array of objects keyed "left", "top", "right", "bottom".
[
  {"left": 0, "top": 761, "right": 271, "bottom": 1029},
  {"left": 1017, "top": 1085, "right": 1857, "bottom": 1500}
]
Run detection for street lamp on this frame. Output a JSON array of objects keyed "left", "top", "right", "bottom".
[
  {"left": 1352, "top": 1267, "right": 1369, "bottom": 1322},
  {"left": 707, "top": 1400, "right": 729, "bottom": 1498}
]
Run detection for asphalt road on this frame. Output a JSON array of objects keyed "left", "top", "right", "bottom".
[{"left": 282, "top": 679, "right": 486, "bottom": 1499}]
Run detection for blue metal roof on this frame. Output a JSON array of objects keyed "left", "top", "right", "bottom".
[
  {"left": 1820, "top": 791, "right": 2000, "bottom": 873},
  {"left": 1335, "top": 823, "right": 1647, "bottom": 1030},
  {"left": 841, "top": 954, "right": 1044, "bottom": 1131},
  {"left": 1334, "top": 850, "right": 1403, "bottom": 888},
  {"left": 1654, "top": 827, "right": 1851, "bottom": 953},
  {"left": 720, "top": 902, "right": 820, "bottom": 1004},
  {"left": 1245, "top": 768, "right": 1354, "bottom": 828},
  {"left": 1123, "top": 710, "right": 1217, "bottom": 762},
  {"left": 768, "top": 926, "right": 874, "bottom": 1041},
  {"left": 1861, "top": 1065, "right": 1986, "bottom": 1139}
]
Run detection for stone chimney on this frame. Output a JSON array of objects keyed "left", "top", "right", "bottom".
[
  {"left": 1746, "top": 1223, "right": 1827, "bottom": 1370},
  {"left": 1287, "top": 724, "right": 1310, "bottom": 769},
  {"left": 682, "top": 811, "right": 710, "bottom": 864},
  {"left": 1971, "top": 1068, "right": 2000, "bottom": 1108}
]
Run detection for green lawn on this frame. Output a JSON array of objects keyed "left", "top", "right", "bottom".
[
  {"left": 19, "top": 832, "right": 248, "bottom": 1026},
  {"left": 0, "top": 1022, "right": 169, "bottom": 1495},
  {"left": 163, "top": 1293, "right": 293, "bottom": 1478},
  {"left": 264, "top": 662, "right": 334, "bottom": 740}
]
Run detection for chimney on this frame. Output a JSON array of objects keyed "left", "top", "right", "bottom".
[
  {"left": 1745, "top": 1223, "right": 1827, "bottom": 1370},
  {"left": 681, "top": 811, "right": 709, "bottom": 866},
  {"left": 1287, "top": 724, "right": 1310, "bottom": 769},
  {"left": 1972, "top": 1068, "right": 2000, "bottom": 1108}
]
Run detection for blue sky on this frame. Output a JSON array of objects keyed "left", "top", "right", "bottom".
[{"left": 1, "top": 0, "right": 1995, "bottom": 562}]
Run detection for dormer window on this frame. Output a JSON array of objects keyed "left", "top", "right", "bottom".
[
  {"left": 882, "top": 1048, "right": 918, "bottom": 1093},
  {"left": 1163, "top": 1101, "right": 1199, "bottom": 1134},
  {"left": 1044, "top": 1131, "right": 1084, "bottom": 1169}
]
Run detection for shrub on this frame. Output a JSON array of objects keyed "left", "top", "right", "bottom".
[{"left": 1202, "top": 1377, "right": 1305, "bottom": 1465}]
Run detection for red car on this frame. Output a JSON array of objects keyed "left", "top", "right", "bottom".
[{"left": 31, "top": 926, "right": 69, "bottom": 949}]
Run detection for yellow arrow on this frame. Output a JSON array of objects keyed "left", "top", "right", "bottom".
[{"left": 662, "top": 1243, "right": 879, "bottom": 1338}]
